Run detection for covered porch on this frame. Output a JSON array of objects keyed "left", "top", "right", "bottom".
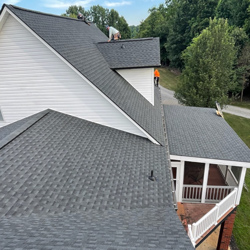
[
  {"left": 171, "top": 157, "right": 246, "bottom": 247},
  {"left": 164, "top": 105, "right": 250, "bottom": 248},
  {"left": 171, "top": 158, "right": 246, "bottom": 205}
]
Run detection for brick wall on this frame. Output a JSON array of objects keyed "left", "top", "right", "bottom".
[{"left": 217, "top": 210, "right": 237, "bottom": 250}]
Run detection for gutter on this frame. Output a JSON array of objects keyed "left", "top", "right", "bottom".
[{"left": 159, "top": 89, "right": 177, "bottom": 209}]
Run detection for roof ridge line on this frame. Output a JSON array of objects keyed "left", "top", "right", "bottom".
[
  {"left": 6, "top": 4, "right": 92, "bottom": 23},
  {"left": 0, "top": 109, "right": 50, "bottom": 150},
  {"left": 97, "top": 37, "right": 155, "bottom": 44}
]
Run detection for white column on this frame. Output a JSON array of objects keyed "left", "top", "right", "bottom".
[
  {"left": 178, "top": 160, "right": 185, "bottom": 202},
  {"left": 225, "top": 165, "right": 229, "bottom": 181},
  {"left": 236, "top": 167, "right": 246, "bottom": 205},
  {"left": 201, "top": 163, "right": 210, "bottom": 203}
]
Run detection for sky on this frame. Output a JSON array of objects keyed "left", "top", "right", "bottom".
[{"left": 0, "top": 0, "right": 164, "bottom": 25}]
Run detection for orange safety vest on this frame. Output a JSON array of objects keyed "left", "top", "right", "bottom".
[{"left": 154, "top": 69, "right": 160, "bottom": 77}]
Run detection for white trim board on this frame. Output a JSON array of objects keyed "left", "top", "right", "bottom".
[
  {"left": 1, "top": 7, "right": 159, "bottom": 145},
  {"left": 0, "top": 7, "right": 8, "bottom": 33},
  {"left": 170, "top": 155, "right": 250, "bottom": 168}
]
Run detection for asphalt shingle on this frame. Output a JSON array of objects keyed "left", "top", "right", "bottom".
[
  {"left": 0, "top": 110, "right": 194, "bottom": 249},
  {"left": 164, "top": 105, "right": 250, "bottom": 163},
  {"left": 0, "top": 208, "right": 193, "bottom": 250},
  {"left": 97, "top": 38, "right": 161, "bottom": 69}
]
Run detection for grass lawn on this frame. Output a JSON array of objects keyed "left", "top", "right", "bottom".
[
  {"left": 230, "top": 100, "right": 250, "bottom": 110},
  {"left": 224, "top": 113, "right": 250, "bottom": 250},
  {"left": 158, "top": 67, "right": 179, "bottom": 91}
]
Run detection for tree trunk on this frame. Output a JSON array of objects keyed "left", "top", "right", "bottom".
[{"left": 241, "top": 75, "right": 245, "bottom": 102}]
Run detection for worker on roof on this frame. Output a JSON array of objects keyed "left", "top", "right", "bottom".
[
  {"left": 77, "top": 12, "right": 90, "bottom": 26},
  {"left": 106, "top": 25, "right": 121, "bottom": 42},
  {"left": 154, "top": 69, "right": 160, "bottom": 87}
]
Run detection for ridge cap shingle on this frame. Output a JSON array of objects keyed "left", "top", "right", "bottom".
[
  {"left": 6, "top": 4, "right": 91, "bottom": 22},
  {"left": 0, "top": 110, "right": 50, "bottom": 150}
]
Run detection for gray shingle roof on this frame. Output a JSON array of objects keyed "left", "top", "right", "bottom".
[
  {"left": 0, "top": 208, "right": 193, "bottom": 250},
  {"left": 0, "top": 110, "right": 193, "bottom": 249},
  {"left": 4, "top": 4, "right": 164, "bottom": 145},
  {"left": 164, "top": 105, "right": 250, "bottom": 163},
  {"left": 97, "top": 38, "right": 161, "bottom": 69}
]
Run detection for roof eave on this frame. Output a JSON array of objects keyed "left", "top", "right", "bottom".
[
  {"left": 170, "top": 154, "right": 250, "bottom": 168},
  {"left": 113, "top": 64, "right": 161, "bottom": 70}
]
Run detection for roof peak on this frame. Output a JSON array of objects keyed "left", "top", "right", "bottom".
[
  {"left": 5, "top": 4, "right": 92, "bottom": 23},
  {"left": 97, "top": 37, "right": 156, "bottom": 44}
]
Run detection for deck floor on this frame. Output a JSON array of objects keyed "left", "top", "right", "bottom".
[
  {"left": 177, "top": 202, "right": 234, "bottom": 248},
  {"left": 177, "top": 202, "right": 215, "bottom": 226}
]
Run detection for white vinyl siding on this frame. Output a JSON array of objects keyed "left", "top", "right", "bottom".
[
  {"left": 0, "top": 15, "right": 146, "bottom": 138},
  {"left": 116, "top": 68, "right": 154, "bottom": 105}
]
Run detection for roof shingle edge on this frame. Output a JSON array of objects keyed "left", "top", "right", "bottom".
[{"left": 0, "top": 109, "right": 50, "bottom": 150}]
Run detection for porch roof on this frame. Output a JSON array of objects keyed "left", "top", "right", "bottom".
[{"left": 164, "top": 105, "right": 250, "bottom": 164}]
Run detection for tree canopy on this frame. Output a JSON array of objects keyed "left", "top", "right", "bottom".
[
  {"left": 62, "top": 5, "right": 131, "bottom": 39},
  {"left": 137, "top": 4, "right": 169, "bottom": 64},
  {"left": 174, "top": 18, "right": 236, "bottom": 107},
  {"left": 136, "top": 0, "right": 250, "bottom": 100},
  {"left": 62, "top": 1, "right": 250, "bottom": 100}
]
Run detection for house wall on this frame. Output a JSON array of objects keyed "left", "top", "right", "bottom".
[
  {"left": 116, "top": 68, "right": 154, "bottom": 105},
  {"left": 218, "top": 165, "right": 238, "bottom": 186},
  {"left": 0, "top": 14, "right": 146, "bottom": 138}
]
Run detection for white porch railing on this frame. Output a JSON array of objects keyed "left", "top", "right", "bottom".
[
  {"left": 188, "top": 188, "right": 237, "bottom": 245},
  {"left": 182, "top": 185, "right": 235, "bottom": 202},
  {"left": 183, "top": 185, "right": 202, "bottom": 201},
  {"left": 205, "top": 186, "right": 235, "bottom": 202}
]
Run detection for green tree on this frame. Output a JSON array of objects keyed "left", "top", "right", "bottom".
[
  {"left": 89, "top": 5, "right": 109, "bottom": 33},
  {"left": 117, "top": 16, "right": 131, "bottom": 39},
  {"left": 138, "top": 4, "right": 169, "bottom": 64},
  {"left": 216, "top": 0, "right": 250, "bottom": 35},
  {"left": 230, "top": 27, "right": 248, "bottom": 57},
  {"left": 243, "top": 5, "right": 250, "bottom": 36},
  {"left": 216, "top": 0, "right": 233, "bottom": 21},
  {"left": 165, "top": 0, "right": 218, "bottom": 69},
  {"left": 107, "top": 9, "right": 131, "bottom": 39},
  {"left": 175, "top": 18, "right": 236, "bottom": 107},
  {"left": 62, "top": 5, "right": 131, "bottom": 38},
  {"left": 229, "top": 27, "right": 249, "bottom": 98},
  {"left": 61, "top": 5, "right": 88, "bottom": 19},
  {"left": 130, "top": 25, "right": 139, "bottom": 38},
  {"left": 237, "top": 43, "right": 250, "bottom": 101},
  {"left": 108, "top": 9, "right": 119, "bottom": 27}
]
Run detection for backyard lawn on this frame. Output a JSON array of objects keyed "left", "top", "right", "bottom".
[
  {"left": 158, "top": 67, "right": 179, "bottom": 91},
  {"left": 224, "top": 113, "right": 250, "bottom": 250}
]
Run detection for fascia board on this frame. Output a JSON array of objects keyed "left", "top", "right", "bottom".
[
  {"left": 0, "top": 7, "right": 9, "bottom": 33},
  {"left": 170, "top": 154, "right": 250, "bottom": 168}
]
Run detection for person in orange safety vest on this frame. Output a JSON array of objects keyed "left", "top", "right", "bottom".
[{"left": 154, "top": 69, "right": 160, "bottom": 87}]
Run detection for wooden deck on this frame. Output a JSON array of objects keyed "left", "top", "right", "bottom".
[
  {"left": 177, "top": 202, "right": 215, "bottom": 231},
  {"left": 177, "top": 202, "right": 235, "bottom": 246}
]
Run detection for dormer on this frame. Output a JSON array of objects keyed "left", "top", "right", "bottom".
[{"left": 97, "top": 38, "right": 161, "bottom": 105}]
